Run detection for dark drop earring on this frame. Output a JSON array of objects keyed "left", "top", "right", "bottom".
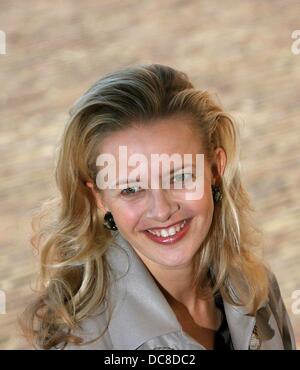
[
  {"left": 103, "top": 211, "right": 118, "bottom": 230},
  {"left": 212, "top": 185, "right": 223, "bottom": 203}
]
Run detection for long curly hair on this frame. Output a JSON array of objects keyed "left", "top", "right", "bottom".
[{"left": 20, "top": 63, "right": 269, "bottom": 349}]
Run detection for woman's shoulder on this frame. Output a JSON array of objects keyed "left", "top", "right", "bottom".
[
  {"left": 264, "top": 268, "right": 296, "bottom": 350},
  {"left": 266, "top": 268, "right": 289, "bottom": 311}
]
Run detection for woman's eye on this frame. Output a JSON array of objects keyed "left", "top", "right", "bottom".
[
  {"left": 173, "top": 173, "right": 193, "bottom": 184},
  {"left": 120, "top": 185, "right": 142, "bottom": 196}
]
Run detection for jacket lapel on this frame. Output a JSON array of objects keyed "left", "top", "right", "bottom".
[
  {"left": 223, "top": 301, "right": 256, "bottom": 350},
  {"left": 106, "top": 232, "right": 182, "bottom": 350}
]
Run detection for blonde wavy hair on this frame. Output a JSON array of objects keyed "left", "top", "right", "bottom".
[{"left": 20, "top": 63, "right": 269, "bottom": 349}]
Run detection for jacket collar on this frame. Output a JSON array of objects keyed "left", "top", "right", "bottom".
[{"left": 105, "top": 231, "right": 269, "bottom": 350}]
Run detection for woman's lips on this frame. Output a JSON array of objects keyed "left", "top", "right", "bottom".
[{"left": 143, "top": 218, "right": 192, "bottom": 245}]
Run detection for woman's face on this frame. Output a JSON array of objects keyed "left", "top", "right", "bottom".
[{"left": 88, "top": 116, "right": 226, "bottom": 270}]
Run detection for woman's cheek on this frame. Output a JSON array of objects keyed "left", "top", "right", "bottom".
[{"left": 113, "top": 202, "right": 144, "bottom": 229}]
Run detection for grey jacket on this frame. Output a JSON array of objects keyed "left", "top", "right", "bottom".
[{"left": 66, "top": 231, "right": 296, "bottom": 350}]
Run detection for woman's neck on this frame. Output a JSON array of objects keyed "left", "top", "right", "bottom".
[{"left": 133, "top": 246, "right": 221, "bottom": 329}]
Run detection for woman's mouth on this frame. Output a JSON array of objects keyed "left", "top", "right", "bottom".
[{"left": 143, "top": 218, "right": 192, "bottom": 245}]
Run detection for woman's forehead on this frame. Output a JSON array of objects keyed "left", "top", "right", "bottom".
[{"left": 99, "top": 117, "right": 203, "bottom": 157}]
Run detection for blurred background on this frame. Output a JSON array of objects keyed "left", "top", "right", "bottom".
[{"left": 0, "top": 0, "right": 299, "bottom": 349}]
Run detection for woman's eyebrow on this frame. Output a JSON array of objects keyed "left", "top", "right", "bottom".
[{"left": 114, "top": 164, "right": 196, "bottom": 186}]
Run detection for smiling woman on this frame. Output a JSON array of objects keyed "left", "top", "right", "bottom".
[{"left": 20, "top": 64, "right": 296, "bottom": 350}]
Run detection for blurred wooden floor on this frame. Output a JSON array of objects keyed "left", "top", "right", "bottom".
[{"left": 0, "top": 0, "right": 299, "bottom": 349}]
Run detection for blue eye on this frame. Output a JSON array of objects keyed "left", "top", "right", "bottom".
[
  {"left": 173, "top": 173, "right": 193, "bottom": 184},
  {"left": 120, "top": 185, "right": 142, "bottom": 196}
]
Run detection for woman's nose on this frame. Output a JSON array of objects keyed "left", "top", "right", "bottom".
[{"left": 146, "top": 189, "right": 179, "bottom": 222}]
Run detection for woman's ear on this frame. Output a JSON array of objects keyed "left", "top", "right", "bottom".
[
  {"left": 212, "top": 147, "right": 227, "bottom": 184},
  {"left": 85, "top": 181, "right": 107, "bottom": 213}
]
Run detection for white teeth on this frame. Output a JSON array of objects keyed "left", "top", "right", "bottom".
[
  {"left": 161, "top": 229, "right": 169, "bottom": 237},
  {"left": 168, "top": 227, "right": 176, "bottom": 236},
  {"left": 147, "top": 219, "right": 187, "bottom": 238}
]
